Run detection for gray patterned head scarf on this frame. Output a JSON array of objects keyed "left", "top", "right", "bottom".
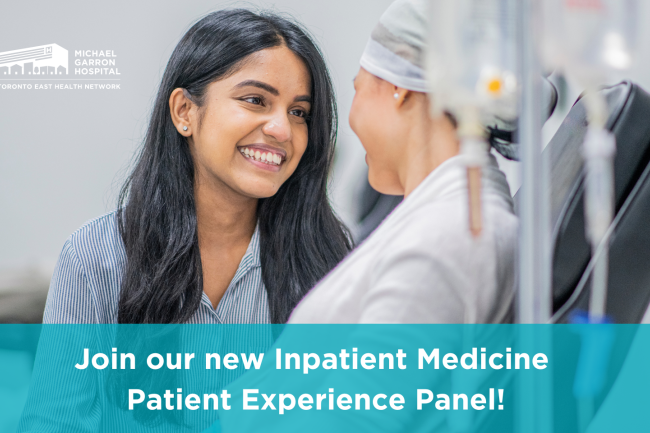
[
  {"left": 359, "top": 0, "right": 429, "bottom": 92},
  {"left": 359, "top": 0, "right": 558, "bottom": 161}
]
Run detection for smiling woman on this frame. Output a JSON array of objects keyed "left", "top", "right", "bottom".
[{"left": 40, "top": 9, "right": 352, "bottom": 325}]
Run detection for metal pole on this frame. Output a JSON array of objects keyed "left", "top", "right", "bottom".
[
  {"left": 517, "top": 0, "right": 552, "bottom": 325},
  {"left": 517, "top": 0, "right": 554, "bottom": 432}
]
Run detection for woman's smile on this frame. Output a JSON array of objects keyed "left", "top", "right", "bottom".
[{"left": 238, "top": 143, "right": 286, "bottom": 172}]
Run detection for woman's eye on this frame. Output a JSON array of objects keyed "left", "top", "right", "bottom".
[
  {"left": 290, "top": 109, "right": 309, "bottom": 119},
  {"left": 243, "top": 96, "right": 263, "bottom": 105}
]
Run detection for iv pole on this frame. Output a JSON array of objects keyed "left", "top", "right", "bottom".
[
  {"left": 517, "top": 0, "right": 552, "bottom": 326},
  {"left": 517, "top": 0, "right": 553, "bottom": 432}
]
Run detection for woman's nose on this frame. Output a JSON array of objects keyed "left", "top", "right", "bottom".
[{"left": 262, "top": 112, "right": 292, "bottom": 143}]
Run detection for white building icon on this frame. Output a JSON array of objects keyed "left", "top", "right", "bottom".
[{"left": 0, "top": 44, "right": 68, "bottom": 76}]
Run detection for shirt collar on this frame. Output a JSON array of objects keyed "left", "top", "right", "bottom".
[
  {"left": 227, "top": 222, "right": 262, "bottom": 285},
  {"left": 246, "top": 222, "right": 261, "bottom": 268},
  {"left": 198, "top": 223, "right": 262, "bottom": 318}
]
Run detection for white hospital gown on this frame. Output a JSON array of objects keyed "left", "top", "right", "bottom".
[{"left": 289, "top": 154, "right": 518, "bottom": 324}]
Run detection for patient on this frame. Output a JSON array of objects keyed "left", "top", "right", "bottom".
[{"left": 288, "top": 0, "right": 518, "bottom": 324}]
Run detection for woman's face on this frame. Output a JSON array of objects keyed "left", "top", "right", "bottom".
[
  {"left": 179, "top": 46, "right": 312, "bottom": 199},
  {"left": 349, "top": 67, "right": 404, "bottom": 195}
]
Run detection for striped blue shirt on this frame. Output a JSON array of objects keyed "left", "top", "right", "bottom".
[{"left": 43, "top": 211, "right": 271, "bottom": 324}]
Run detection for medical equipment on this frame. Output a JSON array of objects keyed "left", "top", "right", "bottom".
[
  {"left": 539, "top": 79, "right": 650, "bottom": 433},
  {"left": 540, "top": 0, "right": 638, "bottom": 322},
  {"left": 524, "top": 81, "right": 650, "bottom": 321},
  {"left": 427, "top": 0, "right": 518, "bottom": 237},
  {"left": 538, "top": 3, "right": 639, "bottom": 429}
]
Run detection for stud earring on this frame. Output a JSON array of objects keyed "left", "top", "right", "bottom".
[
  {"left": 394, "top": 93, "right": 399, "bottom": 99},
  {"left": 183, "top": 126, "right": 188, "bottom": 131}
]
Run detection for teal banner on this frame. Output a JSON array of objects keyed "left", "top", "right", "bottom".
[{"left": 0, "top": 324, "right": 647, "bottom": 432}]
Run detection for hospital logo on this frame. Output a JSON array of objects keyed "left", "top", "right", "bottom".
[{"left": 0, "top": 44, "right": 68, "bottom": 76}]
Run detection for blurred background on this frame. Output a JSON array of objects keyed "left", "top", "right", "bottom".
[{"left": 3, "top": 0, "right": 650, "bottom": 326}]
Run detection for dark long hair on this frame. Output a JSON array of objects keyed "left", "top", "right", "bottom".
[{"left": 116, "top": 9, "right": 351, "bottom": 324}]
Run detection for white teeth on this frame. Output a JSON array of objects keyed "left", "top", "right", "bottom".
[{"left": 239, "top": 148, "right": 282, "bottom": 166}]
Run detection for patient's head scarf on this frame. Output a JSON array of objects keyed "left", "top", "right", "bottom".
[
  {"left": 359, "top": 0, "right": 429, "bottom": 92},
  {"left": 358, "top": 0, "right": 554, "bottom": 161}
]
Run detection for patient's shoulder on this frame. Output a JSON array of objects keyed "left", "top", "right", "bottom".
[{"left": 384, "top": 196, "right": 517, "bottom": 257}]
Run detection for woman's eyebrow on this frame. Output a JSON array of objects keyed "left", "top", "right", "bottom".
[
  {"left": 235, "top": 79, "right": 310, "bottom": 103},
  {"left": 294, "top": 95, "right": 311, "bottom": 103},
  {"left": 235, "top": 79, "right": 279, "bottom": 95}
]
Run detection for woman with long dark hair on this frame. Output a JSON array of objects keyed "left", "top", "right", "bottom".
[{"left": 41, "top": 9, "right": 351, "bottom": 325}]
